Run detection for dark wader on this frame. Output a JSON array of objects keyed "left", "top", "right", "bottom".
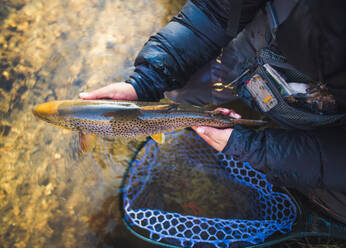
[{"left": 165, "top": 0, "right": 346, "bottom": 224}]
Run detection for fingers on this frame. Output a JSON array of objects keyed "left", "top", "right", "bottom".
[
  {"left": 214, "top": 107, "right": 231, "bottom": 115},
  {"left": 79, "top": 82, "right": 138, "bottom": 100},
  {"left": 213, "top": 107, "right": 241, "bottom": 119},
  {"left": 192, "top": 126, "right": 233, "bottom": 152},
  {"left": 229, "top": 110, "right": 241, "bottom": 119},
  {"left": 80, "top": 84, "right": 117, "bottom": 100}
]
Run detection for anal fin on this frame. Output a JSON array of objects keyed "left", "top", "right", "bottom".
[{"left": 151, "top": 133, "right": 165, "bottom": 144}]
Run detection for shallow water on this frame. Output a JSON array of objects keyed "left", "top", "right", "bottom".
[
  {"left": 2, "top": 1, "right": 345, "bottom": 248},
  {"left": 0, "top": 0, "right": 185, "bottom": 247}
]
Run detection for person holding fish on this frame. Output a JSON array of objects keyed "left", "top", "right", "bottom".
[{"left": 79, "top": 0, "right": 346, "bottom": 224}]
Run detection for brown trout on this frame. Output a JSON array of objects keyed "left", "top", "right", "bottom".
[{"left": 33, "top": 100, "right": 266, "bottom": 142}]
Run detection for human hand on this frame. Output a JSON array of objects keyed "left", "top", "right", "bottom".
[
  {"left": 192, "top": 108, "right": 241, "bottom": 152},
  {"left": 79, "top": 82, "right": 138, "bottom": 100}
]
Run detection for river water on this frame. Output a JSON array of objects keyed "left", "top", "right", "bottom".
[
  {"left": 1, "top": 1, "right": 345, "bottom": 248},
  {"left": 0, "top": 0, "right": 184, "bottom": 247}
]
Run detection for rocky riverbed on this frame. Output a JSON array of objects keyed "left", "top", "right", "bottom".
[{"left": 0, "top": 0, "right": 184, "bottom": 247}]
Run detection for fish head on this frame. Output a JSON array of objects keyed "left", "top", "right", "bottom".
[
  {"left": 33, "top": 100, "right": 78, "bottom": 130},
  {"left": 33, "top": 100, "right": 140, "bottom": 132}
]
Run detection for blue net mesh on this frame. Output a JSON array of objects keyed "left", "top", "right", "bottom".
[{"left": 122, "top": 129, "right": 297, "bottom": 247}]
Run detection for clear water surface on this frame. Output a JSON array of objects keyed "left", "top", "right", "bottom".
[{"left": 0, "top": 0, "right": 184, "bottom": 247}]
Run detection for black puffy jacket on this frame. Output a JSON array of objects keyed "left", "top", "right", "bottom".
[
  {"left": 126, "top": 0, "right": 267, "bottom": 100},
  {"left": 126, "top": 0, "right": 346, "bottom": 192}
]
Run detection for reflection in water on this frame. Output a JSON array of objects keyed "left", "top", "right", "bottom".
[
  {"left": 0, "top": 0, "right": 185, "bottom": 247},
  {"left": 88, "top": 195, "right": 127, "bottom": 247}
]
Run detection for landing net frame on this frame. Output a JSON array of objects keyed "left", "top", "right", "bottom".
[{"left": 121, "top": 130, "right": 297, "bottom": 248}]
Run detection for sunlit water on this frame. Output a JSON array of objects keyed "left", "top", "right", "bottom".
[
  {"left": 0, "top": 0, "right": 185, "bottom": 247},
  {"left": 2, "top": 1, "right": 345, "bottom": 247}
]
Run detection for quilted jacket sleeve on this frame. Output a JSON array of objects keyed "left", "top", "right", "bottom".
[
  {"left": 222, "top": 125, "right": 346, "bottom": 191},
  {"left": 125, "top": 0, "right": 265, "bottom": 100}
]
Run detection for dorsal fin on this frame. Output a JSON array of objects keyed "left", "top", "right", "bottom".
[{"left": 140, "top": 104, "right": 178, "bottom": 112}]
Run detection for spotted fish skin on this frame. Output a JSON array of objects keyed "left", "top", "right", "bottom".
[{"left": 33, "top": 100, "right": 265, "bottom": 138}]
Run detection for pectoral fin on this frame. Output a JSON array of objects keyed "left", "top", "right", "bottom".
[
  {"left": 79, "top": 132, "right": 96, "bottom": 153},
  {"left": 151, "top": 133, "right": 165, "bottom": 144}
]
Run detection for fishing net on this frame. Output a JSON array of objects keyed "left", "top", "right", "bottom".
[{"left": 122, "top": 129, "right": 297, "bottom": 247}]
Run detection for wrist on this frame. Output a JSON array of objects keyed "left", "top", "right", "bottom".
[
  {"left": 116, "top": 82, "right": 138, "bottom": 100},
  {"left": 124, "top": 78, "right": 142, "bottom": 100},
  {"left": 222, "top": 125, "right": 246, "bottom": 157},
  {"left": 126, "top": 66, "right": 165, "bottom": 101}
]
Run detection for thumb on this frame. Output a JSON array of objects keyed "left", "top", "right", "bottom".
[
  {"left": 196, "top": 126, "right": 229, "bottom": 141},
  {"left": 196, "top": 126, "right": 221, "bottom": 137},
  {"left": 193, "top": 126, "right": 233, "bottom": 152},
  {"left": 193, "top": 126, "right": 221, "bottom": 143}
]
